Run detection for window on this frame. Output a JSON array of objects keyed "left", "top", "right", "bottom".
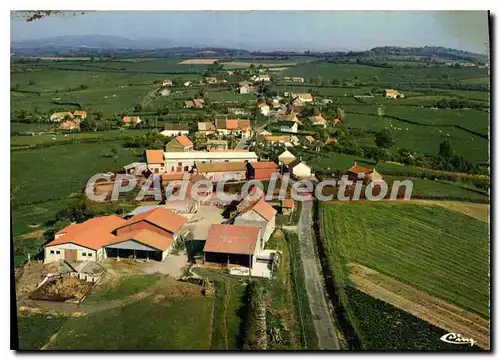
[
  {"left": 154, "top": 168, "right": 159, "bottom": 174},
  {"left": 178, "top": 162, "right": 183, "bottom": 167},
  {"left": 82, "top": 253, "right": 86, "bottom": 257},
  {"left": 184, "top": 166, "right": 189, "bottom": 171},
  {"left": 50, "top": 250, "right": 54, "bottom": 254},
  {"left": 87, "top": 253, "right": 92, "bottom": 257},
  {"left": 56, "top": 250, "right": 60, "bottom": 254},
  {"left": 171, "top": 166, "right": 175, "bottom": 172}
]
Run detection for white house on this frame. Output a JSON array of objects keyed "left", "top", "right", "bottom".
[
  {"left": 259, "top": 104, "right": 270, "bottom": 116},
  {"left": 163, "top": 151, "right": 258, "bottom": 173},
  {"left": 160, "top": 124, "right": 190, "bottom": 137},
  {"left": 280, "top": 121, "right": 298, "bottom": 134},
  {"left": 290, "top": 161, "right": 312, "bottom": 179}
]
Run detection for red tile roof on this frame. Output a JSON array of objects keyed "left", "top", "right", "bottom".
[
  {"left": 115, "top": 207, "right": 186, "bottom": 234},
  {"left": 249, "top": 161, "right": 277, "bottom": 170},
  {"left": 48, "top": 215, "right": 126, "bottom": 250},
  {"left": 176, "top": 135, "right": 193, "bottom": 147},
  {"left": 109, "top": 229, "right": 174, "bottom": 251},
  {"left": 250, "top": 199, "right": 277, "bottom": 222},
  {"left": 204, "top": 224, "right": 261, "bottom": 255},
  {"left": 282, "top": 198, "right": 294, "bottom": 209},
  {"left": 348, "top": 163, "right": 374, "bottom": 175},
  {"left": 146, "top": 150, "right": 164, "bottom": 164},
  {"left": 226, "top": 119, "right": 239, "bottom": 130}
]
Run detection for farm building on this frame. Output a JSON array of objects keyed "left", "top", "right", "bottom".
[
  {"left": 325, "top": 136, "right": 338, "bottom": 145},
  {"left": 281, "top": 198, "right": 295, "bottom": 215},
  {"left": 271, "top": 99, "right": 281, "bottom": 108},
  {"left": 163, "top": 151, "right": 258, "bottom": 173},
  {"left": 278, "top": 111, "right": 301, "bottom": 124},
  {"left": 264, "top": 135, "right": 297, "bottom": 148},
  {"left": 158, "top": 88, "right": 171, "bottom": 96},
  {"left": 44, "top": 207, "right": 188, "bottom": 263},
  {"left": 50, "top": 111, "right": 74, "bottom": 122},
  {"left": 310, "top": 114, "right": 327, "bottom": 128},
  {"left": 165, "top": 135, "right": 194, "bottom": 152},
  {"left": 161, "top": 123, "right": 189, "bottom": 137},
  {"left": 278, "top": 150, "right": 296, "bottom": 165},
  {"left": 304, "top": 135, "right": 316, "bottom": 144},
  {"left": 145, "top": 149, "right": 165, "bottom": 174},
  {"left": 239, "top": 81, "right": 256, "bottom": 94},
  {"left": 251, "top": 74, "right": 271, "bottom": 82},
  {"left": 195, "top": 161, "right": 247, "bottom": 182},
  {"left": 73, "top": 110, "right": 87, "bottom": 120},
  {"left": 235, "top": 198, "right": 277, "bottom": 245},
  {"left": 246, "top": 161, "right": 279, "bottom": 180},
  {"left": 203, "top": 224, "right": 262, "bottom": 269},
  {"left": 291, "top": 93, "right": 313, "bottom": 105},
  {"left": 280, "top": 121, "right": 298, "bottom": 134},
  {"left": 108, "top": 207, "right": 187, "bottom": 261},
  {"left": 347, "top": 162, "right": 384, "bottom": 185},
  {"left": 258, "top": 103, "right": 270, "bottom": 116},
  {"left": 205, "top": 77, "right": 217, "bottom": 84},
  {"left": 122, "top": 116, "right": 142, "bottom": 126},
  {"left": 44, "top": 215, "right": 126, "bottom": 263},
  {"left": 287, "top": 160, "right": 312, "bottom": 179},
  {"left": 184, "top": 100, "right": 195, "bottom": 108},
  {"left": 227, "top": 108, "right": 251, "bottom": 116},
  {"left": 155, "top": 79, "right": 173, "bottom": 86},
  {"left": 216, "top": 118, "right": 252, "bottom": 138},
  {"left": 258, "top": 129, "right": 272, "bottom": 136},
  {"left": 283, "top": 76, "right": 304, "bottom": 83},
  {"left": 56, "top": 120, "right": 80, "bottom": 131},
  {"left": 384, "top": 89, "right": 404, "bottom": 99},
  {"left": 197, "top": 121, "right": 217, "bottom": 135}
]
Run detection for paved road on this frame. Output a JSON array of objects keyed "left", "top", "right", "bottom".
[{"left": 298, "top": 200, "right": 340, "bottom": 350}]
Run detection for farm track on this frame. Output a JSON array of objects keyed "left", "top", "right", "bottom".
[
  {"left": 348, "top": 263, "right": 490, "bottom": 350},
  {"left": 298, "top": 200, "right": 339, "bottom": 350}
]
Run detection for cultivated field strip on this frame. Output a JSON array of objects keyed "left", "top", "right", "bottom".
[
  {"left": 348, "top": 263, "right": 490, "bottom": 350},
  {"left": 322, "top": 203, "right": 490, "bottom": 318}
]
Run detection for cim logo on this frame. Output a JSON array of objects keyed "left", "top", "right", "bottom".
[{"left": 440, "top": 333, "right": 476, "bottom": 347}]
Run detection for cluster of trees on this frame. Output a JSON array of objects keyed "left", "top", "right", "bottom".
[
  {"left": 124, "top": 131, "right": 166, "bottom": 149},
  {"left": 435, "top": 98, "right": 487, "bottom": 110}
]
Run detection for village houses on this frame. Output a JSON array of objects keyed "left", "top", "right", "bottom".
[{"left": 160, "top": 123, "right": 190, "bottom": 137}]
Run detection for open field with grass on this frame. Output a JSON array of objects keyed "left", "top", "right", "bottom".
[
  {"left": 17, "top": 314, "right": 68, "bottom": 350},
  {"left": 321, "top": 202, "right": 490, "bottom": 319},
  {"left": 343, "top": 285, "right": 485, "bottom": 351},
  {"left": 283, "top": 62, "right": 489, "bottom": 84},
  {"left": 11, "top": 129, "right": 148, "bottom": 147},
  {"left": 84, "top": 274, "right": 165, "bottom": 303},
  {"left": 47, "top": 297, "right": 213, "bottom": 349},
  {"left": 348, "top": 262, "right": 489, "bottom": 349},
  {"left": 11, "top": 140, "right": 142, "bottom": 207}
]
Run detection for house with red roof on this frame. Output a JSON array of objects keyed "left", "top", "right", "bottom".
[
  {"left": 44, "top": 207, "right": 187, "bottom": 263},
  {"left": 145, "top": 149, "right": 165, "bottom": 174},
  {"left": 246, "top": 161, "right": 278, "bottom": 180},
  {"left": 347, "top": 161, "right": 383, "bottom": 185},
  {"left": 165, "top": 135, "right": 194, "bottom": 152},
  {"left": 234, "top": 198, "right": 277, "bottom": 246}
]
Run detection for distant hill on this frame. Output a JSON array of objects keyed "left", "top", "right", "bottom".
[{"left": 10, "top": 36, "right": 489, "bottom": 64}]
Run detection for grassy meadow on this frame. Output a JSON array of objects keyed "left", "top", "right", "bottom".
[{"left": 321, "top": 202, "right": 490, "bottom": 319}]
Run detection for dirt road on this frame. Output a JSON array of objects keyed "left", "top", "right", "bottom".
[{"left": 298, "top": 200, "right": 339, "bottom": 350}]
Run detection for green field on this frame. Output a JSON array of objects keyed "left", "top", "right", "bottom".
[
  {"left": 343, "top": 286, "right": 483, "bottom": 351},
  {"left": 48, "top": 297, "right": 214, "bottom": 350},
  {"left": 283, "top": 62, "right": 489, "bottom": 84},
  {"left": 17, "top": 314, "right": 68, "bottom": 350},
  {"left": 321, "top": 203, "right": 490, "bottom": 318},
  {"left": 11, "top": 140, "right": 142, "bottom": 207}
]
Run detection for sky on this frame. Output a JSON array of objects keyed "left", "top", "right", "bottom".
[{"left": 10, "top": 11, "right": 490, "bottom": 53}]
